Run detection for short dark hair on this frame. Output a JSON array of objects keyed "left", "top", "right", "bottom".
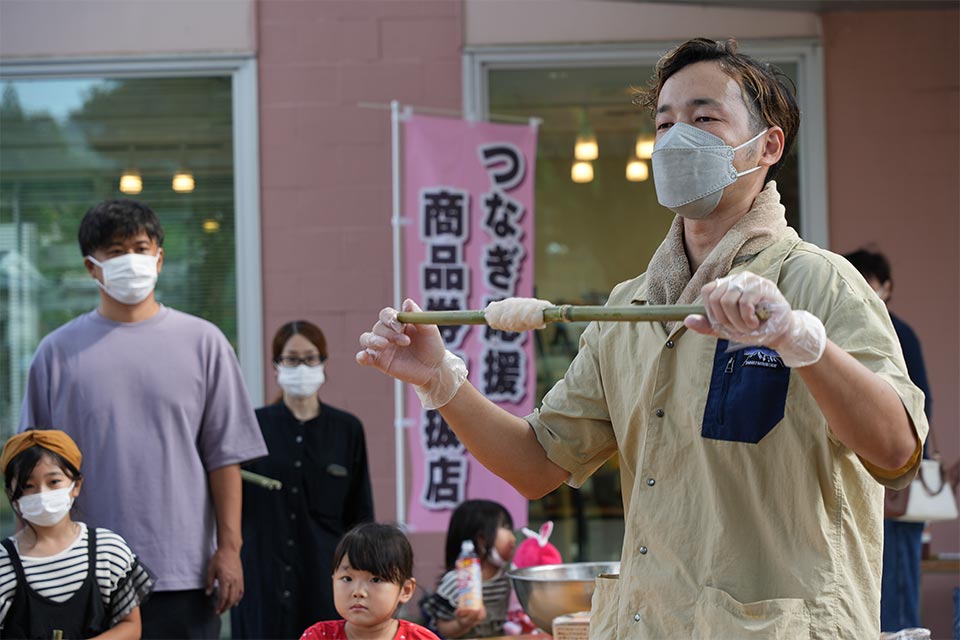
[
  {"left": 333, "top": 523, "right": 413, "bottom": 585},
  {"left": 4, "top": 445, "right": 82, "bottom": 504},
  {"left": 635, "top": 37, "right": 800, "bottom": 183},
  {"left": 443, "top": 499, "right": 514, "bottom": 571},
  {"left": 271, "top": 320, "right": 329, "bottom": 364},
  {"left": 843, "top": 248, "right": 892, "bottom": 285},
  {"left": 78, "top": 199, "right": 164, "bottom": 256}
]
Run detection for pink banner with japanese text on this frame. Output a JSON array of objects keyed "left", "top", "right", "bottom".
[{"left": 402, "top": 113, "right": 538, "bottom": 533}]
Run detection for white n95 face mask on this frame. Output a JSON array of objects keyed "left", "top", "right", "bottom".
[
  {"left": 651, "top": 123, "right": 768, "bottom": 219},
  {"left": 277, "top": 364, "right": 326, "bottom": 397},
  {"left": 17, "top": 483, "right": 75, "bottom": 527},
  {"left": 86, "top": 253, "right": 160, "bottom": 304}
]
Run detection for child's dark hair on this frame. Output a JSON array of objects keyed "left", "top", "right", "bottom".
[
  {"left": 4, "top": 446, "right": 82, "bottom": 504},
  {"left": 333, "top": 523, "right": 413, "bottom": 585},
  {"left": 78, "top": 198, "right": 165, "bottom": 256},
  {"left": 444, "top": 500, "right": 514, "bottom": 571}
]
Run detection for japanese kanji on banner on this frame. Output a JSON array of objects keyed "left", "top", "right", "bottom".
[{"left": 402, "top": 113, "right": 538, "bottom": 532}]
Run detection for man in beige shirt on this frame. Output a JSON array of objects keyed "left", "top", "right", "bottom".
[{"left": 357, "top": 38, "right": 927, "bottom": 638}]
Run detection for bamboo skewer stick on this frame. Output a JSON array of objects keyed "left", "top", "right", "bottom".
[
  {"left": 241, "top": 469, "right": 282, "bottom": 491},
  {"left": 397, "top": 304, "right": 703, "bottom": 325},
  {"left": 397, "top": 304, "right": 771, "bottom": 325}
]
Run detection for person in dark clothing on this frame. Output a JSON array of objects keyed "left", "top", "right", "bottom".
[
  {"left": 844, "top": 248, "right": 932, "bottom": 633},
  {"left": 232, "top": 320, "right": 374, "bottom": 639}
]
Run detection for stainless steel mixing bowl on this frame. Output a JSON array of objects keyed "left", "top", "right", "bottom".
[{"left": 507, "top": 561, "right": 620, "bottom": 633}]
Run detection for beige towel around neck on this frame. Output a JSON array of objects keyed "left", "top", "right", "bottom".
[{"left": 644, "top": 181, "right": 797, "bottom": 332}]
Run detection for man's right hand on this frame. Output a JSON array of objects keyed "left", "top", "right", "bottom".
[{"left": 356, "top": 299, "right": 447, "bottom": 386}]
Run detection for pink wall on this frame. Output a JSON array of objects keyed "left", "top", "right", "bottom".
[
  {"left": 256, "top": 0, "right": 462, "bottom": 595},
  {"left": 823, "top": 10, "right": 959, "bottom": 638}
]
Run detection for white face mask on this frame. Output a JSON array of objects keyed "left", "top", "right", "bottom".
[
  {"left": 17, "top": 483, "right": 75, "bottom": 527},
  {"left": 651, "top": 123, "right": 768, "bottom": 219},
  {"left": 488, "top": 547, "right": 507, "bottom": 568},
  {"left": 87, "top": 253, "right": 160, "bottom": 305},
  {"left": 277, "top": 364, "right": 326, "bottom": 397}
]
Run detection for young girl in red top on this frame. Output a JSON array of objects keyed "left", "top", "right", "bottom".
[{"left": 300, "top": 523, "right": 438, "bottom": 640}]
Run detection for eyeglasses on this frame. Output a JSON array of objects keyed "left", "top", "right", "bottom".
[{"left": 276, "top": 354, "right": 325, "bottom": 367}]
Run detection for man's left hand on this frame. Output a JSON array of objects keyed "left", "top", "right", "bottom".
[
  {"left": 206, "top": 547, "right": 244, "bottom": 614},
  {"left": 685, "top": 271, "right": 826, "bottom": 368}
]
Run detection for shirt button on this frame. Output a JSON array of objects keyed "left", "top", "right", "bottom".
[
  {"left": 290, "top": 512, "right": 297, "bottom": 520},
  {"left": 285, "top": 565, "right": 292, "bottom": 572},
  {"left": 295, "top": 435, "right": 303, "bottom": 444},
  {"left": 293, "top": 460, "right": 302, "bottom": 468},
  {"left": 655, "top": 408, "right": 664, "bottom": 417},
  {"left": 647, "top": 478, "right": 655, "bottom": 486},
  {"left": 665, "top": 340, "right": 674, "bottom": 349},
  {"left": 291, "top": 486, "right": 299, "bottom": 494},
  {"left": 283, "top": 590, "right": 291, "bottom": 598},
  {"left": 287, "top": 539, "right": 295, "bottom": 547},
  {"left": 639, "top": 546, "right": 648, "bottom": 555},
  {"left": 634, "top": 613, "right": 641, "bottom": 622}
]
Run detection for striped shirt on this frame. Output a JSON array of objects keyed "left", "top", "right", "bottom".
[
  {"left": 0, "top": 522, "right": 154, "bottom": 628},
  {"left": 420, "top": 569, "right": 512, "bottom": 638}
]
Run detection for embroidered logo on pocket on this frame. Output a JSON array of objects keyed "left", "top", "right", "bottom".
[
  {"left": 741, "top": 347, "right": 785, "bottom": 369},
  {"left": 701, "top": 340, "right": 791, "bottom": 444}
]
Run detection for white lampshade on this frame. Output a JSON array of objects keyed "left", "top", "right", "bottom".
[
  {"left": 571, "top": 161, "right": 594, "bottom": 183},
  {"left": 626, "top": 158, "right": 649, "bottom": 182},
  {"left": 119, "top": 170, "right": 142, "bottom": 194},
  {"left": 635, "top": 135, "right": 655, "bottom": 160},
  {"left": 172, "top": 171, "right": 195, "bottom": 193},
  {"left": 574, "top": 133, "right": 598, "bottom": 161}
]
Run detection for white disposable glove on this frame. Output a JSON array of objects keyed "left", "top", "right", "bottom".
[
  {"left": 684, "top": 271, "right": 826, "bottom": 368},
  {"left": 356, "top": 299, "right": 468, "bottom": 409},
  {"left": 414, "top": 350, "right": 468, "bottom": 410},
  {"left": 484, "top": 297, "right": 554, "bottom": 332}
]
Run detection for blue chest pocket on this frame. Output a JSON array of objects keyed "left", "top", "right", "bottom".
[{"left": 701, "top": 339, "right": 791, "bottom": 444}]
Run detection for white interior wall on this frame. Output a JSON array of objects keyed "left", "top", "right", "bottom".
[
  {"left": 464, "top": 0, "right": 821, "bottom": 45},
  {"left": 0, "top": 0, "right": 255, "bottom": 59}
]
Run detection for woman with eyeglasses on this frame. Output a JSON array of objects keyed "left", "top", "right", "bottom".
[{"left": 231, "top": 320, "right": 374, "bottom": 640}]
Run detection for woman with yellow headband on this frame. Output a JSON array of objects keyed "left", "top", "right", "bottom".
[{"left": 0, "top": 429, "right": 154, "bottom": 639}]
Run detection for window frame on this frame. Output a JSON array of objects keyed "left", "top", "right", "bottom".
[
  {"left": 0, "top": 55, "right": 265, "bottom": 404},
  {"left": 462, "top": 39, "right": 829, "bottom": 248}
]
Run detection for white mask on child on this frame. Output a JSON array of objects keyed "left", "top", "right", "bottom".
[
  {"left": 17, "top": 483, "right": 75, "bottom": 527},
  {"left": 86, "top": 253, "right": 160, "bottom": 304},
  {"left": 488, "top": 547, "right": 507, "bottom": 568},
  {"left": 277, "top": 364, "right": 326, "bottom": 397}
]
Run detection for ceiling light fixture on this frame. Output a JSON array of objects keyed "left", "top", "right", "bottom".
[
  {"left": 574, "top": 133, "right": 598, "bottom": 161},
  {"left": 626, "top": 158, "right": 649, "bottom": 182},
  {"left": 635, "top": 135, "right": 655, "bottom": 160},
  {"left": 172, "top": 170, "right": 195, "bottom": 193},
  {"left": 119, "top": 169, "right": 142, "bottom": 194},
  {"left": 571, "top": 161, "right": 594, "bottom": 184},
  {"left": 575, "top": 108, "right": 599, "bottom": 161}
]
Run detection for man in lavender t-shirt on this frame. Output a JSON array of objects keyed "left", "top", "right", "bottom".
[{"left": 19, "top": 199, "right": 268, "bottom": 639}]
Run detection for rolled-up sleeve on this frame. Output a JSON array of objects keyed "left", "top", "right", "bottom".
[{"left": 526, "top": 320, "right": 618, "bottom": 488}]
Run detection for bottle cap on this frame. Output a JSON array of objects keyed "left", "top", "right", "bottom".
[{"left": 461, "top": 540, "right": 475, "bottom": 553}]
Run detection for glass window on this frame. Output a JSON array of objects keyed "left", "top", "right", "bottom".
[
  {"left": 488, "top": 61, "right": 801, "bottom": 562},
  {"left": 0, "top": 75, "right": 236, "bottom": 535}
]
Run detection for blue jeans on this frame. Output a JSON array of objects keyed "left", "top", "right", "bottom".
[
  {"left": 881, "top": 519, "right": 924, "bottom": 632},
  {"left": 953, "top": 587, "right": 959, "bottom": 639}
]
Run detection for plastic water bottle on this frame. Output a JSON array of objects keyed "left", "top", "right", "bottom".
[{"left": 455, "top": 540, "right": 483, "bottom": 610}]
